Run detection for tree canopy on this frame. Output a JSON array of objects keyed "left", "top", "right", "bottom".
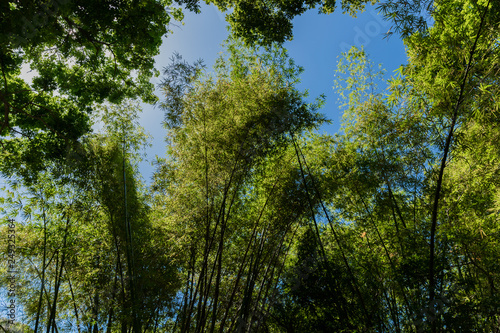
[
  {"left": 0, "top": 0, "right": 187, "bottom": 181},
  {"left": 1, "top": 0, "right": 500, "bottom": 332}
]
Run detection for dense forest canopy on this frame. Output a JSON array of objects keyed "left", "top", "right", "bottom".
[{"left": 1, "top": 0, "right": 500, "bottom": 332}]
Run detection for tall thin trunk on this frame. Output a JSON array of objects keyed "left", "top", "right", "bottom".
[
  {"left": 428, "top": 3, "right": 490, "bottom": 332},
  {"left": 46, "top": 216, "right": 70, "bottom": 333},
  {"left": 65, "top": 267, "right": 81, "bottom": 333},
  {"left": 35, "top": 203, "right": 48, "bottom": 332},
  {"left": 122, "top": 137, "right": 139, "bottom": 333}
]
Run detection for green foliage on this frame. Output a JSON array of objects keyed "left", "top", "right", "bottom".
[
  {"left": 0, "top": 0, "right": 193, "bottom": 182},
  {"left": 276, "top": 0, "right": 500, "bottom": 329},
  {"left": 180, "top": 0, "right": 375, "bottom": 45},
  {"left": 152, "top": 40, "right": 326, "bottom": 331},
  {"left": 266, "top": 0, "right": 499, "bottom": 325},
  {"left": 0, "top": 102, "right": 179, "bottom": 332},
  {"left": 1, "top": 1, "right": 500, "bottom": 332}
]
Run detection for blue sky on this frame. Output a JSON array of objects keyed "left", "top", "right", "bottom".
[{"left": 138, "top": 3, "right": 408, "bottom": 181}]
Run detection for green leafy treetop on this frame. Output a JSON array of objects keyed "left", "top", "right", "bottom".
[
  {"left": 0, "top": 0, "right": 188, "bottom": 182},
  {"left": 178, "top": 0, "right": 375, "bottom": 45}
]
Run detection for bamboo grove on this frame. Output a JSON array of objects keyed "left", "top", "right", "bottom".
[{"left": 1, "top": 0, "right": 500, "bottom": 332}]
